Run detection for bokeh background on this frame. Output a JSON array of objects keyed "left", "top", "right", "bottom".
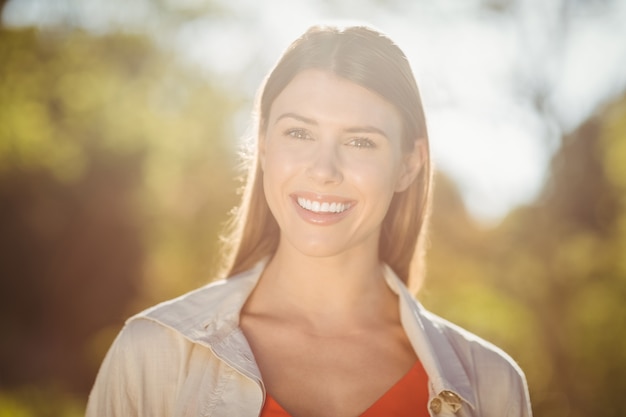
[{"left": 1, "top": 0, "right": 625, "bottom": 416}]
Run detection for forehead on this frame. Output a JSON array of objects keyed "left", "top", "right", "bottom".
[{"left": 268, "top": 69, "right": 402, "bottom": 136}]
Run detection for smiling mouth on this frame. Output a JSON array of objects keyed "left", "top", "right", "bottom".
[{"left": 296, "top": 197, "right": 352, "bottom": 213}]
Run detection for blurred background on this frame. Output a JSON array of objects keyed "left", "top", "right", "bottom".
[{"left": 1, "top": 0, "right": 625, "bottom": 415}]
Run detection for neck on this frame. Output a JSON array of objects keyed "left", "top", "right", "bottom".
[{"left": 246, "top": 240, "right": 398, "bottom": 331}]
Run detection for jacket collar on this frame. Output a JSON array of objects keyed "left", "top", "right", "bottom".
[
  {"left": 382, "top": 265, "right": 477, "bottom": 410},
  {"left": 138, "top": 261, "right": 265, "bottom": 383},
  {"left": 137, "top": 260, "right": 476, "bottom": 409}
]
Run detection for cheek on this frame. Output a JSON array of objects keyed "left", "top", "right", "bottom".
[
  {"left": 261, "top": 144, "right": 303, "bottom": 212},
  {"left": 348, "top": 157, "right": 401, "bottom": 194},
  {"left": 263, "top": 144, "right": 302, "bottom": 180}
]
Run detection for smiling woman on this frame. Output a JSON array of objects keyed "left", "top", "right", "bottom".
[
  {"left": 86, "top": 24, "right": 533, "bottom": 417},
  {"left": 259, "top": 69, "right": 414, "bottom": 259}
]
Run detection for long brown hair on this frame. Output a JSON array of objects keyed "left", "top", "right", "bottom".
[{"left": 220, "top": 24, "right": 432, "bottom": 289}]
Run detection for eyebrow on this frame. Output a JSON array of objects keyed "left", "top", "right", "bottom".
[{"left": 274, "top": 112, "right": 391, "bottom": 140}]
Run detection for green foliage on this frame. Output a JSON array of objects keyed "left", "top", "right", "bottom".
[
  {"left": 0, "top": 26, "right": 239, "bottom": 401},
  {"left": 424, "top": 96, "right": 626, "bottom": 417},
  {"left": 0, "top": 26, "right": 240, "bottom": 296},
  {"left": 0, "top": 386, "right": 83, "bottom": 417}
]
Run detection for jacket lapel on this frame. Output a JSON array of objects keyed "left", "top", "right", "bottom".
[{"left": 383, "top": 265, "right": 477, "bottom": 414}]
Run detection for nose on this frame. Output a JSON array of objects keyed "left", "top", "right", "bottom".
[{"left": 305, "top": 141, "right": 343, "bottom": 185}]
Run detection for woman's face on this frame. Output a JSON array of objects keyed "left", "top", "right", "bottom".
[{"left": 260, "top": 69, "right": 418, "bottom": 259}]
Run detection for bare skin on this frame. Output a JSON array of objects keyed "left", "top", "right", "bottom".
[{"left": 240, "top": 246, "right": 417, "bottom": 417}]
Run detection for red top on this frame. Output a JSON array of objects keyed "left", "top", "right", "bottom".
[{"left": 260, "top": 360, "right": 429, "bottom": 417}]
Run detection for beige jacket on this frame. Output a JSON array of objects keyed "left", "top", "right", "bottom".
[{"left": 86, "top": 262, "right": 532, "bottom": 417}]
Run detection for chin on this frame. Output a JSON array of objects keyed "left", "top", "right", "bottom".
[
  {"left": 283, "top": 233, "right": 376, "bottom": 260},
  {"left": 292, "top": 242, "right": 343, "bottom": 258}
]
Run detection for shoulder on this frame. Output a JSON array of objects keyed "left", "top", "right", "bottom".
[
  {"left": 93, "top": 265, "right": 262, "bottom": 384},
  {"left": 425, "top": 309, "right": 525, "bottom": 376},
  {"left": 421, "top": 309, "right": 532, "bottom": 416},
  {"left": 130, "top": 265, "right": 262, "bottom": 339},
  {"left": 86, "top": 267, "right": 264, "bottom": 417},
  {"left": 85, "top": 319, "right": 189, "bottom": 416},
  {"left": 112, "top": 316, "right": 192, "bottom": 359},
  {"left": 92, "top": 318, "right": 196, "bottom": 390}
]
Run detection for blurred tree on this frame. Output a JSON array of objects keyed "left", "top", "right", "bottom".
[
  {"left": 423, "top": 172, "right": 541, "bottom": 379},
  {"left": 424, "top": 95, "right": 626, "bottom": 417},
  {"left": 0, "top": 152, "right": 143, "bottom": 390},
  {"left": 421, "top": 1, "right": 626, "bottom": 415},
  {"left": 0, "top": 25, "right": 238, "bottom": 406},
  {"left": 425, "top": 95, "right": 626, "bottom": 417},
  {"left": 488, "top": 95, "right": 626, "bottom": 417}
]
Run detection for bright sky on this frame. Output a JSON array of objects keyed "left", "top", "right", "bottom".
[{"left": 4, "top": 0, "right": 626, "bottom": 223}]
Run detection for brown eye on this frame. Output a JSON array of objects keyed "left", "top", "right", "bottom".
[
  {"left": 348, "top": 137, "right": 376, "bottom": 149},
  {"left": 285, "top": 128, "right": 312, "bottom": 140}
]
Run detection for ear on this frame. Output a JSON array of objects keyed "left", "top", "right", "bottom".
[{"left": 394, "top": 139, "right": 426, "bottom": 192}]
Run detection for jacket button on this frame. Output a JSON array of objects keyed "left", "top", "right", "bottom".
[
  {"left": 429, "top": 397, "right": 442, "bottom": 414},
  {"left": 440, "top": 390, "right": 462, "bottom": 412}
]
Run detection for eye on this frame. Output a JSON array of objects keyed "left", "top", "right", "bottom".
[
  {"left": 347, "top": 137, "right": 377, "bottom": 149},
  {"left": 285, "top": 128, "right": 313, "bottom": 140}
]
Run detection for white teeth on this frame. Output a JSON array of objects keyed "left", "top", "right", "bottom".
[{"left": 297, "top": 197, "right": 349, "bottom": 213}]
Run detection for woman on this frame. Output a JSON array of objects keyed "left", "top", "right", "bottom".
[{"left": 86, "top": 25, "right": 532, "bottom": 417}]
